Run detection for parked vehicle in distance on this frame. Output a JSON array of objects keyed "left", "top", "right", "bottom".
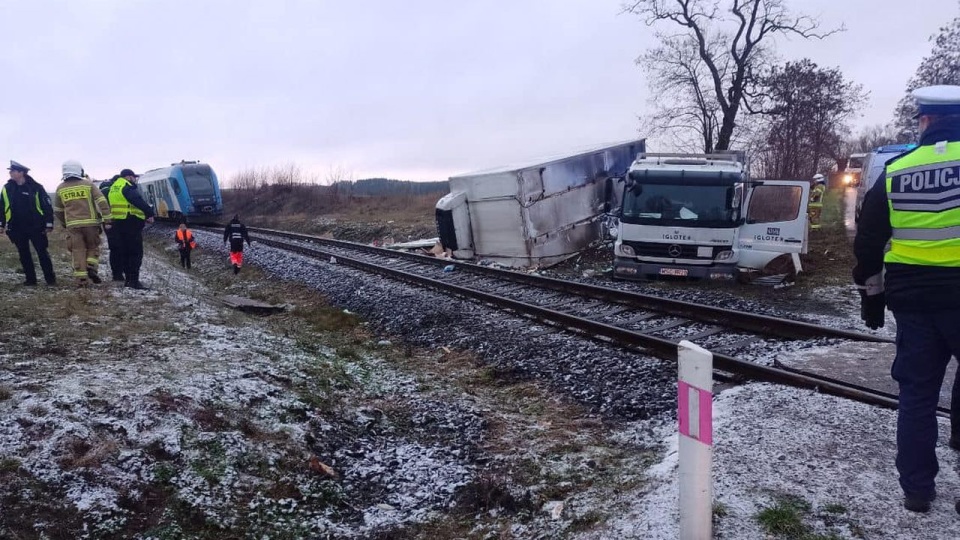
[
  {"left": 854, "top": 143, "right": 917, "bottom": 222},
  {"left": 137, "top": 161, "right": 224, "bottom": 223},
  {"left": 842, "top": 152, "right": 868, "bottom": 186}
]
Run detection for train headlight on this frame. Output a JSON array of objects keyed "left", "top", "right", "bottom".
[{"left": 618, "top": 243, "right": 635, "bottom": 257}]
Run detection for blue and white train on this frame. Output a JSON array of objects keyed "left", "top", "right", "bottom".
[{"left": 137, "top": 161, "right": 224, "bottom": 223}]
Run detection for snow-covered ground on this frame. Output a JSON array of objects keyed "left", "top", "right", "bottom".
[{"left": 2, "top": 227, "right": 957, "bottom": 539}]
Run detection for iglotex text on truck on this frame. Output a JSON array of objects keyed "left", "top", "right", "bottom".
[{"left": 608, "top": 152, "right": 812, "bottom": 282}]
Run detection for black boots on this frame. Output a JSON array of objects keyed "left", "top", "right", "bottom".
[
  {"left": 904, "top": 496, "right": 932, "bottom": 513},
  {"left": 233, "top": 264, "right": 240, "bottom": 275},
  {"left": 87, "top": 268, "right": 102, "bottom": 284}
]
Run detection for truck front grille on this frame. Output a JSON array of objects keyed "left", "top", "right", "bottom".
[{"left": 623, "top": 241, "right": 718, "bottom": 259}]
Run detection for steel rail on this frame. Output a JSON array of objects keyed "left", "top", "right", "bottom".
[
  {"left": 230, "top": 230, "right": 934, "bottom": 414},
  {"left": 243, "top": 226, "right": 892, "bottom": 344}
]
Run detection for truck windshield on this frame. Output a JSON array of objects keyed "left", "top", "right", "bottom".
[
  {"left": 848, "top": 156, "right": 864, "bottom": 169},
  {"left": 620, "top": 184, "right": 739, "bottom": 227}
]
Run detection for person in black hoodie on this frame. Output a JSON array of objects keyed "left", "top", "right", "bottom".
[
  {"left": 99, "top": 174, "right": 125, "bottom": 281},
  {"left": 222, "top": 214, "right": 251, "bottom": 274},
  {"left": 0, "top": 160, "right": 56, "bottom": 286},
  {"left": 854, "top": 85, "right": 960, "bottom": 514}
]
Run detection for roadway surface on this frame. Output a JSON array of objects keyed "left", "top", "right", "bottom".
[{"left": 826, "top": 186, "right": 955, "bottom": 410}]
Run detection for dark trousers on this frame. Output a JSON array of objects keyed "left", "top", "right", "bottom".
[
  {"left": 179, "top": 248, "right": 192, "bottom": 269},
  {"left": 105, "top": 227, "right": 124, "bottom": 280},
  {"left": 113, "top": 218, "right": 145, "bottom": 284},
  {"left": 891, "top": 309, "right": 960, "bottom": 500},
  {"left": 7, "top": 229, "right": 55, "bottom": 284}
]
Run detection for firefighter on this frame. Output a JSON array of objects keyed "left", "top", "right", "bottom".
[
  {"left": 853, "top": 85, "right": 960, "bottom": 513},
  {"left": 0, "top": 160, "right": 56, "bottom": 286},
  {"left": 808, "top": 173, "right": 826, "bottom": 230},
  {"left": 108, "top": 168, "right": 155, "bottom": 289},
  {"left": 53, "top": 160, "right": 112, "bottom": 285},
  {"left": 98, "top": 174, "right": 124, "bottom": 281},
  {"left": 222, "top": 214, "right": 251, "bottom": 274},
  {"left": 174, "top": 222, "right": 197, "bottom": 269}
]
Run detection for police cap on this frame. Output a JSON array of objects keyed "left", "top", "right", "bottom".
[
  {"left": 120, "top": 168, "right": 138, "bottom": 178},
  {"left": 912, "top": 85, "right": 960, "bottom": 118},
  {"left": 8, "top": 160, "right": 29, "bottom": 173}
]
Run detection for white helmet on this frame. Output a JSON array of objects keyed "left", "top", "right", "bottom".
[
  {"left": 62, "top": 160, "right": 84, "bottom": 180},
  {"left": 813, "top": 173, "right": 826, "bottom": 184}
]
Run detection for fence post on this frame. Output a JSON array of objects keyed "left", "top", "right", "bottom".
[{"left": 677, "top": 340, "right": 714, "bottom": 540}]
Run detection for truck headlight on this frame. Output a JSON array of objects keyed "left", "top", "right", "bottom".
[
  {"left": 618, "top": 244, "right": 635, "bottom": 257},
  {"left": 843, "top": 174, "right": 853, "bottom": 185},
  {"left": 715, "top": 250, "right": 734, "bottom": 261}
]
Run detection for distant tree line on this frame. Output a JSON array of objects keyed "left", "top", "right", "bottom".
[
  {"left": 330, "top": 178, "right": 448, "bottom": 197},
  {"left": 227, "top": 163, "right": 448, "bottom": 197}
]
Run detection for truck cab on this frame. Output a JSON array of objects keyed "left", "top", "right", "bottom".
[{"left": 611, "top": 153, "right": 810, "bottom": 281}]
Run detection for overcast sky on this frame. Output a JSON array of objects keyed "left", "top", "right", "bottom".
[{"left": 0, "top": 0, "right": 954, "bottom": 190}]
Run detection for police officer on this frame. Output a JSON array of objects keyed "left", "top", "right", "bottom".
[
  {"left": 853, "top": 85, "right": 960, "bottom": 513},
  {"left": 108, "top": 168, "right": 155, "bottom": 289},
  {"left": 0, "top": 160, "right": 56, "bottom": 286},
  {"left": 808, "top": 173, "right": 826, "bottom": 230}
]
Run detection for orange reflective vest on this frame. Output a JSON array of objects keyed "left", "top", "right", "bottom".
[{"left": 176, "top": 229, "right": 197, "bottom": 249}]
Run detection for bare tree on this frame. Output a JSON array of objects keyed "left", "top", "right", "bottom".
[
  {"left": 751, "top": 59, "right": 865, "bottom": 179},
  {"left": 229, "top": 169, "right": 259, "bottom": 191},
  {"left": 625, "top": 0, "right": 840, "bottom": 152},
  {"left": 846, "top": 124, "right": 909, "bottom": 154},
  {"left": 894, "top": 8, "right": 960, "bottom": 133}
]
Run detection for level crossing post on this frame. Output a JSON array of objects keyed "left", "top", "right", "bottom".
[{"left": 677, "top": 340, "right": 714, "bottom": 540}]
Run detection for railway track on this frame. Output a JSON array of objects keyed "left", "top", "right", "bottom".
[{"left": 201, "top": 225, "right": 931, "bottom": 415}]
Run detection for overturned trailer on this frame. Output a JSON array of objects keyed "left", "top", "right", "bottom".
[{"left": 435, "top": 139, "right": 645, "bottom": 268}]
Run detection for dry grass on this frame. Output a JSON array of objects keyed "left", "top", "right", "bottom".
[
  {"left": 63, "top": 438, "right": 120, "bottom": 470},
  {"left": 798, "top": 188, "right": 854, "bottom": 287}
]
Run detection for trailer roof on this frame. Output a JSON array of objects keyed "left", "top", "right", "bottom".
[{"left": 450, "top": 138, "right": 645, "bottom": 178}]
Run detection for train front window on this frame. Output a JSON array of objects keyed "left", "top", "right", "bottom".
[{"left": 183, "top": 171, "right": 215, "bottom": 197}]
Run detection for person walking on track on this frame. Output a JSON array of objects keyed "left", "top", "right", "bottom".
[{"left": 223, "top": 214, "right": 251, "bottom": 274}]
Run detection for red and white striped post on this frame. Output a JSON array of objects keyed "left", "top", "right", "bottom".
[{"left": 677, "top": 340, "right": 714, "bottom": 540}]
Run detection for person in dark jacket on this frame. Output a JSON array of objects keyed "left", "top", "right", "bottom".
[
  {"left": 223, "top": 214, "right": 251, "bottom": 274},
  {"left": 0, "top": 160, "right": 56, "bottom": 286},
  {"left": 107, "top": 168, "right": 155, "bottom": 289},
  {"left": 854, "top": 85, "right": 960, "bottom": 513},
  {"left": 99, "top": 174, "right": 124, "bottom": 280}
]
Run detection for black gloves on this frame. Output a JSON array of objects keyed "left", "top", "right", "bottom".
[{"left": 859, "top": 290, "right": 886, "bottom": 330}]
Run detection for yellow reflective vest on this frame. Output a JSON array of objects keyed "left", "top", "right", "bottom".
[
  {"left": 108, "top": 178, "right": 146, "bottom": 220},
  {"left": 885, "top": 142, "right": 960, "bottom": 266}
]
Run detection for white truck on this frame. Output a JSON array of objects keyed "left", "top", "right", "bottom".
[{"left": 610, "top": 152, "right": 811, "bottom": 281}]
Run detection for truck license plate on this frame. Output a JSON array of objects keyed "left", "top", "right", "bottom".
[{"left": 659, "top": 268, "right": 689, "bottom": 277}]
